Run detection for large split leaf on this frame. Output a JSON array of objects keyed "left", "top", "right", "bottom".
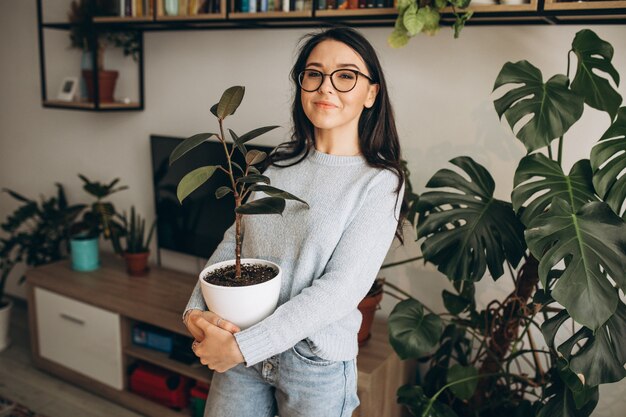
[
  {"left": 538, "top": 359, "right": 599, "bottom": 417},
  {"left": 493, "top": 60, "right": 584, "bottom": 153},
  {"left": 416, "top": 156, "right": 526, "bottom": 282},
  {"left": 526, "top": 198, "right": 626, "bottom": 330},
  {"left": 512, "top": 154, "right": 596, "bottom": 226},
  {"left": 176, "top": 166, "right": 218, "bottom": 203},
  {"left": 388, "top": 298, "right": 443, "bottom": 360},
  {"left": 591, "top": 106, "right": 626, "bottom": 219},
  {"left": 571, "top": 29, "right": 622, "bottom": 120}
]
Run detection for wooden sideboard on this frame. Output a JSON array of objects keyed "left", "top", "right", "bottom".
[{"left": 26, "top": 253, "right": 414, "bottom": 417}]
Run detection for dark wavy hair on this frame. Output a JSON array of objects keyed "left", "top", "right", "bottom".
[{"left": 264, "top": 27, "right": 409, "bottom": 245}]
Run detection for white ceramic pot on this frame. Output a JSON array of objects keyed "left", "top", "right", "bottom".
[
  {"left": 0, "top": 298, "right": 13, "bottom": 351},
  {"left": 199, "top": 258, "right": 282, "bottom": 330}
]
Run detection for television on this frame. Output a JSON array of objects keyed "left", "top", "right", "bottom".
[{"left": 150, "top": 135, "right": 275, "bottom": 259}]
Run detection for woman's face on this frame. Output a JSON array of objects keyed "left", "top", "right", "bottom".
[{"left": 300, "top": 40, "right": 379, "bottom": 136}]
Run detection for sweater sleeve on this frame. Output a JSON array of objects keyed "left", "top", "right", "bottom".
[
  {"left": 182, "top": 216, "right": 242, "bottom": 319},
  {"left": 234, "top": 170, "right": 405, "bottom": 366}
]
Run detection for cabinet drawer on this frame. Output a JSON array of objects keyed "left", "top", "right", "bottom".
[{"left": 35, "top": 287, "right": 123, "bottom": 390}]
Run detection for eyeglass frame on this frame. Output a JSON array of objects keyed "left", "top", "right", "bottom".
[{"left": 297, "top": 68, "right": 376, "bottom": 93}]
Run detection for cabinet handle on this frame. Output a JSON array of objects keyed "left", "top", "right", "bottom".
[{"left": 59, "top": 313, "right": 85, "bottom": 326}]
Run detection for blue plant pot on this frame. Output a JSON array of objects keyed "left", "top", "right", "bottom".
[{"left": 70, "top": 236, "right": 100, "bottom": 272}]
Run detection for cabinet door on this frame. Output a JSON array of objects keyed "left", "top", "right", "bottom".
[{"left": 35, "top": 287, "right": 124, "bottom": 390}]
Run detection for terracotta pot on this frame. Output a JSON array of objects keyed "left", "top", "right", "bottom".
[
  {"left": 357, "top": 290, "right": 383, "bottom": 346},
  {"left": 124, "top": 251, "right": 150, "bottom": 277},
  {"left": 82, "top": 69, "right": 119, "bottom": 103}
]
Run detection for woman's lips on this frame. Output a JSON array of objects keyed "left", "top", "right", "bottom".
[{"left": 314, "top": 101, "right": 337, "bottom": 109}]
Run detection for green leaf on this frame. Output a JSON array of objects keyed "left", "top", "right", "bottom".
[
  {"left": 169, "top": 133, "right": 217, "bottom": 166},
  {"left": 215, "top": 186, "right": 232, "bottom": 199},
  {"left": 235, "top": 197, "right": 285, "bottom": 215},
  {"left": 446, "top": 365, "right": 478, "bottom": 401},
  {"left": 388, "top": 298, "right": 443, "bottom": 360},
  {"left": 538, "top": 361, "right": 599, "bottom": 417},
  {"left": 210, "top": 102, "right": 218, "bottom": 117},
  {"left": 397, "top": 385, "right": 459, "bottom": 417},
  {"left": 419, "top": 6, "right": 441, "bottom": 36},
  {"left": 526, "top": 198, "right": 626, "bottom": 330},
  {"left": 217, "top": 86, "right": 245, "bottom": 119},
  {"left": 248, "top": 184, "right": 310, "bottom": 208},
  {"left": 176, "top": 166, "right": 218, "bottom": 204},
  {"left": 235, "top": 174, "right": 270, "bottom": 185},
  {"left": 442, "top": 290, "right": 471, "bottom": 315},
  {"left": 493, "top": 61, "right": 584, "bottom": 153},
  {"left": 238, "top": 126, "right": 281, "bottom": 145},
  {"left": 591, "top": 106, "right": 626, "bottom": 219},
  {"left": 571, "top": 29, "right": 622, "bottom": 120},
  {"left": 416, "top": 157, "right": 526, "bottom": 282},
  {"left": 512, "top": 154, "right": 596, "bottom": 226},
  {"left": 397, "top": 0, "right": 413, "bottom": 15},
  {"left": 434, "top": 0, "right": 448, "bottom": 8},
  {"left": 229, "top": 129, "right": 247, "bottom": 157},
  {"left": 248, "top": 166, "right": 261, "bottom": 175},
  {"left": 388, "top": 28, "right": 410, "bottom": 49},
  {"left": 453, "top": 11, "right": 473, "bottom": 39},
  {"left": 403, "top": 4, "right": 423, "bottom": 36},
  {"left": 245, "top": 150, "right": 267, "bottom": 166}
]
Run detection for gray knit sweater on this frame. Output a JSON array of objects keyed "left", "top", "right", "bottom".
[{"left": 184, "top": 147, "right": 405, "bottom": 367}]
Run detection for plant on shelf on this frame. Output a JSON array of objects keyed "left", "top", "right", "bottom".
[
  {"left": 68, "top": 0, "right": 140, "bottom": 102},
  {"left": 169, "top": 85, "right": 309, "bottom": 329},
  {"left": 120, "top": 206, "right": 155, "bottom": 276},
  {"left": 389, "top": 0, "right": 474, "bottom": 47},
  {"left": 388, "top": 29, "right": 625, "bottom": 417},
  {"left": 0, "top": 184, "right": 85, "bottom": 350}
]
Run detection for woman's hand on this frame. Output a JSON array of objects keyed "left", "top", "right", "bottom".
[
  {"left": 190, "top": 315, "right": 245, "bottom": 373},
  {"left": 184, "top": 309, "right": 240, "bottom": 342}
]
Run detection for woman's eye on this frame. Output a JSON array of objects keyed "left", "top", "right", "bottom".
[
  {"left": 337, "top": 72, "right": 355, "bottom": 80},
  {"left": 305, "top": 71, "right": 322, "bottom": 78}
]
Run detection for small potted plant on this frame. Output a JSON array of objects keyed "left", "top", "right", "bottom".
[
  {"left": 68, "top": 0, "right": 140, "bottom": 102},
  {"left": 69, "top": 175, "right": 128, "bottom": 271},
  {"left": 120, "top": 206, "right": 155, "bottom": 277},
  {"left": 169, "top": 86, "right": 309, "bottom": 329}
]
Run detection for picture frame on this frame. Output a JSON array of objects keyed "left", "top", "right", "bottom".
[{"left": 56, "top": 76, "right": 78, "bottom": 101}]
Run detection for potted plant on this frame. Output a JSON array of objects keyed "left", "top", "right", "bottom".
[
  {"left": 69, "top": 175, "right": 128, "bottom": 271},
  {"left": 68, "top": 0, "right": 140, "bottom": 102},
  {"left": 120, "top": 206, "right": 155, "bottom": 276},
  {"left": 0, "top": 184, "right": 84, "bottom": 351},
  {"left": 389, "top": 0, "right": 474, "bottom": 47},
  {"left": 169, "top": 86, "right": 309, "bottom": 329},
  {"left": 388, "top": 29, "right": 625, "bottom": 417}
]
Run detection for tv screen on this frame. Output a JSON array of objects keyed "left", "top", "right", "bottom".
[{"left": 150, "top": 135, "right": 275, "bottom": 259}]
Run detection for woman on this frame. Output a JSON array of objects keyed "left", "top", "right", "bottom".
[{"left": 183, "top": 27, "right": 408, "bottom": 417}]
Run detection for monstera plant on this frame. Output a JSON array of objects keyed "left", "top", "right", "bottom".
[{"left": 388, "top": 29, "right": 626, "bottom": 417}]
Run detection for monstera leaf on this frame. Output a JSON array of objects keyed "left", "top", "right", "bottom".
[
  {"left": 389, "top": 298, "right": 443, "bottom": 360},
  {"left": 538, "top": 359, "right": 599, "bottom": 417},
  {"left": 416, "top": 157, "right": 526, "bottom": 282},
  {"left": 526, "top": 198, "right": 626, "bottom": 330},
  {"left": 493, "top": 60, "right": 584, "bottom": 153},
  {"left": 397, "top": 385, "right": 458, "bottom": 417},
  {"left": 512, "top": 154, "right": 596, "bottom": 226},
  {"left": 591, "top": 107, "right": 626, "bottom": 219},
  {"left": 571, "top": 30, "right": 622, "bottom": 120}
]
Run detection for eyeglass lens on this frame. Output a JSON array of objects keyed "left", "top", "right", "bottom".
[{"left": 299, "top": 70, "right": 359, "bottom": 92}]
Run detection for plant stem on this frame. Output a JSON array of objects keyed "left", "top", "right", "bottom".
[
  {"left": 423, "top": 372, "right": 503, "bottom": 417},
  {"left": 380, "top": 255, "right": 424, "bottom": 269},
  {"left": 547, "top": 144, "right": 553, "bottom": 161},
  {"left": 526, "top": 328, "right": 545, "bottom": 378},
  {"left": 557, "top": 136, "right": 564, "bottom": 166}
]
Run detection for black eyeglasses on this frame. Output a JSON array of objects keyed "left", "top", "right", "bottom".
[{"left": 298, "top": 69, "right": 375, "bottom": 93}]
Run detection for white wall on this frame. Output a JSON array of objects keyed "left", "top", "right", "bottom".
[{"left": 1, "top": 1, "right": 625, "bottom": 415}]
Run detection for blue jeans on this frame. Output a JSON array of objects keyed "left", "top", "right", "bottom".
[{"left": 204, "top": 339, "right": 360, "bottom": 417}]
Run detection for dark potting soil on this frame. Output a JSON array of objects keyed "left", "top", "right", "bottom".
[{"left": 204, "top": 263, "right": 278, "bottom": 287}]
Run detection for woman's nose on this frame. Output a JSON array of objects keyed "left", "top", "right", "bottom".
[{"left": 318, "top": 74, "right": 336, "bottom": 94}]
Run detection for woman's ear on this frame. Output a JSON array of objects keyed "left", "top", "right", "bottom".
[{"left": 364, "top": 84, "right": 380, "bottom": 109}]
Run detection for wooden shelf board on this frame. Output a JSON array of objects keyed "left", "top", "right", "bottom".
[
  {"left": 156, "top": 13, "right": 227, "bottom": 21},
  {"left": 228, "top": 10, "right": 313, "bottom": 19},
  {"left": 93, "top": 16, "right": 154, "bottom": 23},
  {"left": 43, "top": 100, "right": 141, "bottom": 109},
  {"left": 442, "top": 2, "right": 537, "bottom": 13},
  {"left": 315, "top": 8, "right": 397, "bottom": 17},
  {"left": 544, "top": 0, "right": 626, "bottom": 11},
  {"left": 125, "top": 344, "right": 212, "bottom": 384}
]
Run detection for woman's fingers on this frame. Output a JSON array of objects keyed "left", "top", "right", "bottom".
[{"left": 201, "top": 311, "right": 241, "bottom": 333}]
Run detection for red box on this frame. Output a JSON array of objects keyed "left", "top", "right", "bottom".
[{"left": 129, "top": 362, "right": 190, "bottom": 409}]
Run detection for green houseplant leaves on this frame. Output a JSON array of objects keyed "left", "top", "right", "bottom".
[{"left": 416, "top": 156, "right": 526, "bottom": 282}]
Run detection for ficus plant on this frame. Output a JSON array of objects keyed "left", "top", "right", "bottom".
[
  {"left": 388, "top": 29, "right": 625, "bottom": 417},
  {"left": 169, "top": 86, "right": 309, "bottom": 281},
  {"left": 389, "top": 0, "right": 474, "bottom": 47}
]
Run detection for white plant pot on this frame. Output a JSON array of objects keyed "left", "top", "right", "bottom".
[
  {"left": 0, "top": 298, "right": 13, "bottom": 352},
  {"left": 199, "top": 258, "right": 281, "bottom": 330}
]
